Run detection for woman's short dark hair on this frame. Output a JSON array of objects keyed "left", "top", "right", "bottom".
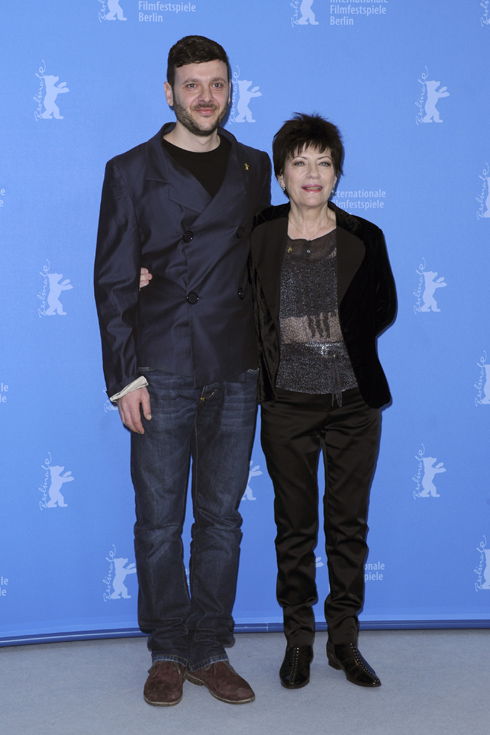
[
  {"left": 273, "top": 113, "right": 344, "bottom": 178},
  {"left": 167, "top": 36, "right": 231, "bottom": 88}
]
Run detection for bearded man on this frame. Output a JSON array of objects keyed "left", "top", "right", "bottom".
[{"left": 94, "top": 35, "right": 271, "bottom": 706}]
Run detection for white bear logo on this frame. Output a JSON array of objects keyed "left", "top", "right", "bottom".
[
  {"left": 419, "top": 457, "right": 446, "bottom": 498},
  {"left": 45, "top": 465, "right": 74, "bottom": 508},
  {"left": 421, "top": 80, "right": 449, "bottom": 123},
  {"left": 233, "top": 79, "right": 262, "bottom": 123},
  {"left": 104, "top": 0, "right": 127, "bottom": 21},
  {"left": 41, "top": 75, "right": 69, "bottom": 120},
  {"left": 45, "top": 273, "right": 73, "bottom": 316},
  {"left": 109, "top": 558, "right": 136, "bottom": 598},
  {"left": 242, "top": 461, "right": 262, "bottom": 501},
  {"left": 419, "top": 271, "right": 447, "bottom": 312},
  {"left": 297, "top": 0, "right": 319, "bottom": 25}
]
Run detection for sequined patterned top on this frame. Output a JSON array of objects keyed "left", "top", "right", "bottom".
[{"left": 275, "top": 230, "right": 358, "bottom": 398}]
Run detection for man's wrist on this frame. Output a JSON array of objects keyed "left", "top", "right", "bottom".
[{"left": 110, "top": 376, "right": 148, "bottom": 403}]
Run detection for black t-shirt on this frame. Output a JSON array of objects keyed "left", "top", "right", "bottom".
[{"left": 161, "top": 136, "right": 231, "bottom": 198}]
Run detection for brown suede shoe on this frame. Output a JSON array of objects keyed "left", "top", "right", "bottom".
[
  {"left": 143, "top": 661, "right": 186, "bottom": 706},
  {"left": 186, "top": 661, "right": 255, "bottom": 704}
]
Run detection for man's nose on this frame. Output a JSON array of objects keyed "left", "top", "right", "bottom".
[{"left": 198, "top": 88, "right": 213, "bottom": 102}]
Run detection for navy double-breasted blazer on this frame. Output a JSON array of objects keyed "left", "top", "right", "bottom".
[
  {"left": 250, "top": 202, "right": 397, "bottom": 408},
  {"left": 94, "top": 124, "right": 271, "bottom": 396}
]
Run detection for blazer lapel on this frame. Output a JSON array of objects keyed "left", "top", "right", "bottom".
[
  {"left": 251, "top": 202, "right": 365, "bottom": 314},
  {"left": 192, "top": 140, "right": 246, "bottom": 230},
  {"left": 336, "top": 226, "right": 365, "bottom": 304},
  {"left": 145, "top": 124, "right": 211, "bottom": 216},
  {"left": 251, "top": 214, "right": 289, "bottom": 322}
]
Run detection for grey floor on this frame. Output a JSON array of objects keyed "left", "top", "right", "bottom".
[{"left": 0, "top": 630, "right": 488, "bottom": 735}]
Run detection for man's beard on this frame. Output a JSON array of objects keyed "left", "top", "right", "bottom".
[{"left": 173, "top": 99, "right": 227, "bottom": 137}]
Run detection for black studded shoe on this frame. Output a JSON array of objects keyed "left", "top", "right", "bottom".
[
  {"left": 279, "top": 645, "right": 313, "bottom": 689},
  {"left": 327, "top": 641, "right": 381, "bottom": 687}
]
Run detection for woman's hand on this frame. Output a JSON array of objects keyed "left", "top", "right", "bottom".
[{"left": 139, "top": 267, "right": 152, "bottom": 290}]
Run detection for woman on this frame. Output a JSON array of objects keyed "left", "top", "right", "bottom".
[
  {"left": 250, "top": 113, "right": 396, "bottom": 689},
  {"left": 140, "top": 113, "right": 396, "bottom": 690}
]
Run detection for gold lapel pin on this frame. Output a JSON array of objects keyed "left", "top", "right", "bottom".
[{"left": 244, "top": 163, "right": 250, "bottom": 170}]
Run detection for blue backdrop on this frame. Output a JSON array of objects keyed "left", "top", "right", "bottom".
[{"left": 1, "top": 0, "right": 490, "bottom": 645}]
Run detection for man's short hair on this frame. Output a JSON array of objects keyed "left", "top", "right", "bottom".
[
  {"left": 272, "top": 113, "right": 344, "bottom": 179},
  {"left": 167, "top": 35, "right": 231, "bottom": 88}
]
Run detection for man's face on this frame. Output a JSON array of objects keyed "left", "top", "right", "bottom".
[{"left": 164, "top": 60, "right": 231, "bottom": 137}]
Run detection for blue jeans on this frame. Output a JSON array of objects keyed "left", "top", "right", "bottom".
[{"left": 131, "top": 369, "right": 258, "bottom": 670}]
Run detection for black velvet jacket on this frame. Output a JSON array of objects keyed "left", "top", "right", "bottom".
[{"left": 250, "top": 202, "right": 397, "bottom": 407}]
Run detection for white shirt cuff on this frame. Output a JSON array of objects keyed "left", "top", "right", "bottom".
[{"left": 110, "top": 376, "right": 149, "bottom": 403}]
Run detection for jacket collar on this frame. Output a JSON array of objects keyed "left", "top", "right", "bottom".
[
  {"left": 330, "top": 203, "right": 365, "bottom": 303},
  {"left": 144, "top": 124, "right": 247, "bottom": 219},
  {"left": 145, "top": 123, "right": 241, "bottom": 181},
  {"left": 252, "top": 200, "right": 365, "bottom": 309},
  {"left": 255, "top": 200, "right": 362, "bottom": 236}
]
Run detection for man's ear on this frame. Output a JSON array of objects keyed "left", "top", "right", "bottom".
[{"left": 164, "top": 81, "right": 174, "bottom": 107}]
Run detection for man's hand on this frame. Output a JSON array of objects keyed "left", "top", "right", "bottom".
[{"left": 117, "top": 387, "right": 151, "bottom": 434}]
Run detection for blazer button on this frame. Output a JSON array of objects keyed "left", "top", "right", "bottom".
[
  {"left": 186, "top": 292, "right": 199, "bottom": 305},
  {"left": 238, "top": 288, "right": 245, "bottom": 300},
  {"left": 236, "top": 226, "right": 245, "bottom": 239},
  {"left": 183, "top": 230, "right": 194, "bottom": 243}
]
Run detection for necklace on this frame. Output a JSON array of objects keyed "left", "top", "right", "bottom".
[{"left": 288, "top": 216, "right": 334, "bottom": 242}]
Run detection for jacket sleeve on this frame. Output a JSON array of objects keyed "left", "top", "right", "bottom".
[
  {"left": 94, "top": 159, "right": 142, "bottom": 397},
  {"left": 250, "top": 255, "right": 278, "bottom": 403},
  {"left": 373, "top": 229, "right": 397, "bottom": 337},
  {"left": 257, "top": 152, "right": 272, "bottom": 213}
]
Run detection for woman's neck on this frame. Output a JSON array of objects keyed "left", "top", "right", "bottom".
[{"left": 287, "top": 202, "right": 336, "bottom": 240}]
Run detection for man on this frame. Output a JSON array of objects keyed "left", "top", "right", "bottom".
[{"left": 94, "top": 36, "right": 271, "bottom": 706}]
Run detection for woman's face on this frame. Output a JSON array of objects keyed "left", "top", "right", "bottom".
[{"left": 277, "top": 146, "right": 337, "bottom": 210}]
